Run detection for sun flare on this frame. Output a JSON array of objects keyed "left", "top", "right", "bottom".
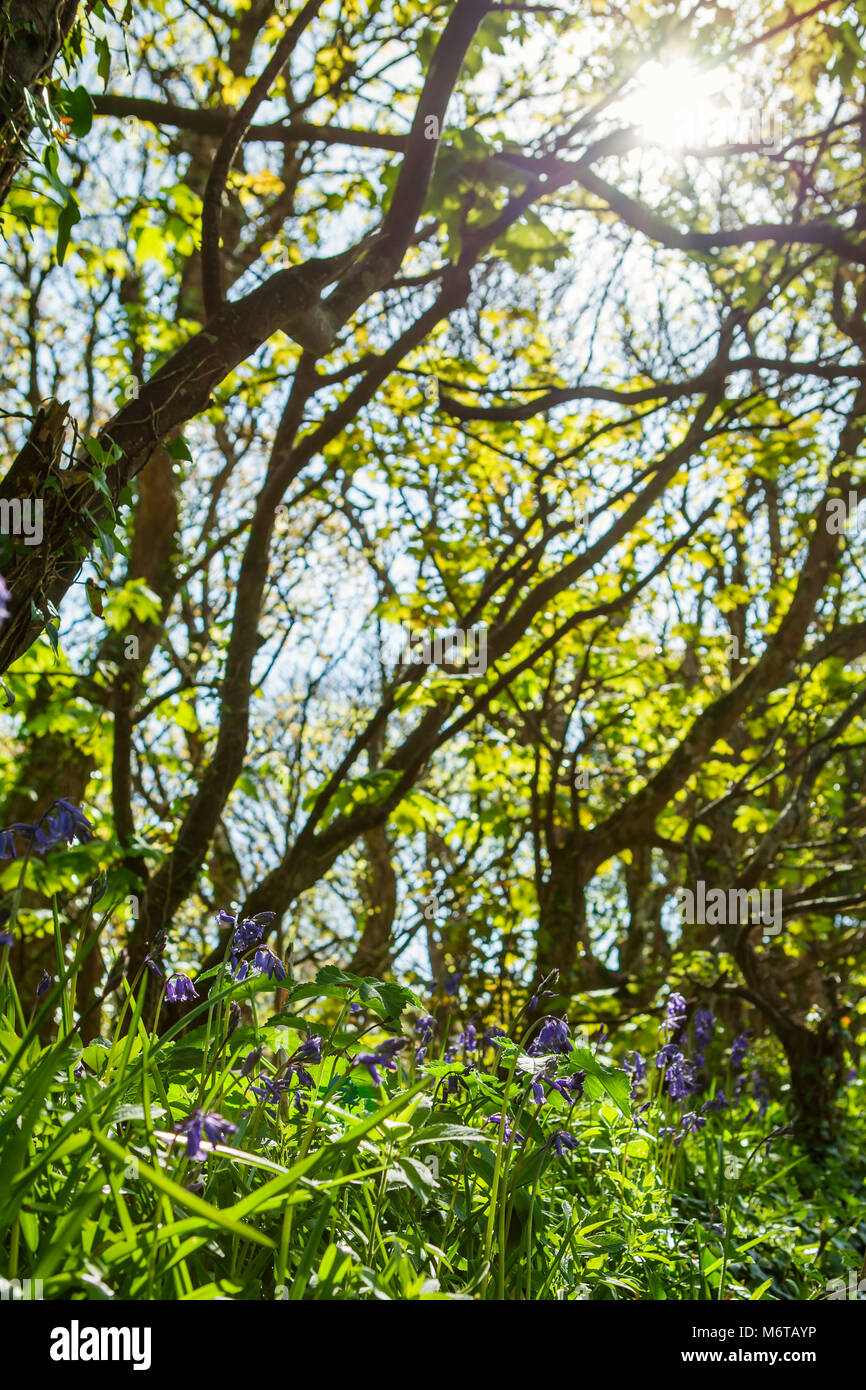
[{"left": 620, "top": 57, "right": 733, "bottom": 148}]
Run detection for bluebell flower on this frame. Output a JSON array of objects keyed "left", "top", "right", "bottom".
[
  {"left": 229, "top": 916, "right": 266, "bottom": 968},
  {"left": 88, "top": 875, "right": 107, "bottom": 908},
  {"left": 8, "top": 822, "right": 51, "bottom": 853},
  {"left": 443, "top": 972, "right": 462, "bottom": 998},
  {"left": 750, "top": 1067, "right": 770, "bottom": 1118},
  {"left": 251, "top": 1055, "right": 317, "bottom": 1112},
  {"left": 0, "top": 799, "right": 94, "bottom": 860},
  {"left": 730, "top": 1029, "right": 754, "bottom": 1071},
  {"left": 680, "top": 1111, "right": 706, "bottom": 1139},
  {"left": 48, "top": 799, "right": 94, "bottom": 846},
  {"left": 530, "top": 1075, "right": 546, "bottom": 1104},
  {"left": 290, "top": 1063, "right": 316, "bottom": 1092},
  {"left": 0, "top": 931, "right": 14, "bottom": 948},
  {"left": 165, "top": 973, "right": 198, "bottom": 1004},
  {"left": 482, "top": 1025, "right": 506, "bottom": 1054},
  {"left": 253, "top": 945, "right": 287, "bottom": 982},
  {"left": 224, "top": 910, "right": 274, "bottom": 969},
  {"left": 174, "top": 1108, "right": 237, "bottom": 1161},
  {"left": 36, "top": 970, "right": 51, "bottom": 998},
  {"left": 440, "top": 1071, "right": 469, "bottom": 1100},
  {"left": 633, "top": 1099, "right": 652, "bottom": 1130},
  {"left": 549, "top": 1130, "right": 579, "bottom": 1157},
  {"left": 624, "top": 1050, "right": 647, "bottom": 1097},
  {"left": 549, "top": 1070, "right": 585, "bottom": 1105},
  {"left": 655, "top": 1043, "right": 683, "bottom": 1070},
  {"left": 529, "top": 1016, "right": 571, "bottom": 1055},
  {"left": 763, "top": 1124, "right": 792, "bottom": 1157},
  {"left": 665, "top": 1061, "right": 691, "bottom": 1102},
  {"left": 655, "top": 1044, "right": 699, "bottom": 1101},
  {"left": 701, "top": 1092, "right": 728, "bottom": 1114},
  {"left": 0, "top": 574, "right": 9, "bottom": 625},
  {"left": 144, "top": 929, "right": 167, "bottom": 979},
  {"left": 414, "top": 1014, "right": 435, "bottom": 1060},
  {"left": 220, "top": 908, "right": 275, "bottom": 933},
  {"left": 663, "top": 992, "right": 687, "bottom": 1035},
  {"left": 665, "top": 1055, "right": 700, "bottom": 1103},
  {"left": 485, "top": 1112, "right": 523, "bottom": 1144},
  {"left": 459, "top": 1023, "right": 477, "bottom": 1054},
  {"left": 292, "top": 1028, "right": 323, "bottom": 1065},
  {"left": 353, "top": 1037, "right": 406, "bottom": 1085},
  {"left": 693, "top": 1006, "right": 716, "bottom": 1050},
  {"left": 249, "top": 1076, "right": 287, "bottom": 1108},
  {"left": 240, "top": 1047, "right": 263, "bottom": 1078}
]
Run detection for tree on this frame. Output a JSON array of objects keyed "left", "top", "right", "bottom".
[{"left": 1, "top": 0, "right": 865, "bottom": 1147}]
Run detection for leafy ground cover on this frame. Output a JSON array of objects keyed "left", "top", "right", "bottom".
[{"left": 1, "top": 881, "right": 863, "bottom": 1302}]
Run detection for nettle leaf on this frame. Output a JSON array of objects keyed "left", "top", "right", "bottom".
[
  {"left": 311, "top": 966, "right": 422, "bottom": 1020},
  {"left": 571, "top": 1048, "right": 631, "bottom": 1117},
  {"left": 358, "top": 978, "right": 422, "bottom": 1020}
]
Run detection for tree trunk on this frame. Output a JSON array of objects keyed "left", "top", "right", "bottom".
[
  {"left": 780, "top": 1018, "right": 846, "bottom": 1155},
  {"left": 0, "top": 0, "right": 80, "bottom": 208},
  {"left": 348, "top": 826, "right": 397, "bottom": 977}
]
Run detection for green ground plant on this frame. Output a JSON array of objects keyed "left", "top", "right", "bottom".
[{"left": 1, "top": 847, "right": 862, "bottom": 1302}]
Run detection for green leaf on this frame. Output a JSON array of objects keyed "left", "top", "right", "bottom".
[
  {"left": 56, "top": 196, "right": 81, "bottom": 265},
  {"left": 165, "top": 435, "right": 193, "bottom": 461},
  {"left": 571, "top": 1048, "right": 631, "bottom": 1117},
  {"left": 67, "top": 87, "right": 94, "bottom": 137}
]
